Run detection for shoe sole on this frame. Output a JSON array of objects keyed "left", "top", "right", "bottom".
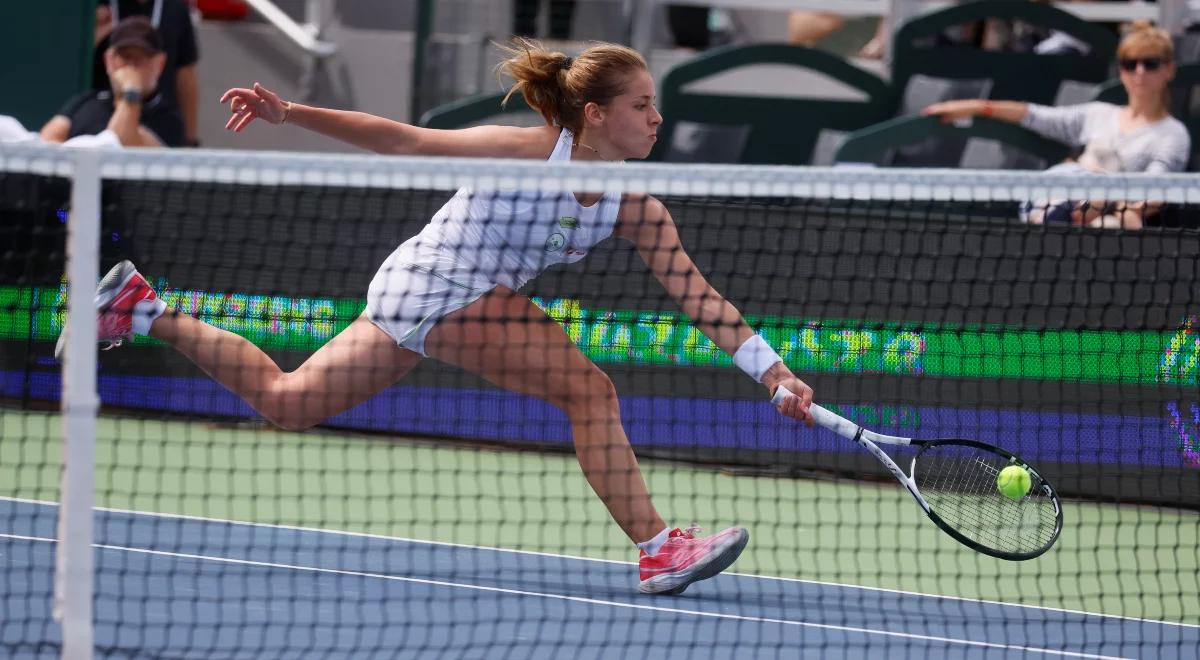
[
  {"left": 54, "top": 260, "right": 139, "bottom": 362},
  {"left": 638, "top": 528, "right": 750, "bottom": 596}
]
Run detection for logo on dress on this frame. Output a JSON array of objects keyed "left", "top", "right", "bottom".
[
  {"left": 558, "top": 216, "right": 579, "bottom": 229},
  {"left": 544, "top": 232, "right": 566, "bottom": 252}
]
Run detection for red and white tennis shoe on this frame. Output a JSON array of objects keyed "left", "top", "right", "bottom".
[
  {"left": 638, "top": 525, "right": 749, "bottom": 595},
  {"left": 55, "top": 260, "right": 164, "bottom": 361}
]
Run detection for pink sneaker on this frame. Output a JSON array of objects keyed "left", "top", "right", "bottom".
[
  {"left": 638, "top": 525, "right": 749, "bottom": 595},
  {"left": 55, "top": 260, "right": 163, "bottom": 361}
]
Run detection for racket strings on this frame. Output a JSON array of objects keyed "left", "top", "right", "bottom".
[{"left": 913, "top": 446, "right": 1059, "bottom": 556}]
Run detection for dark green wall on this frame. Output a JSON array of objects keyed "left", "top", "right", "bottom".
[{"left": 0, "top": 3, "right": 94, "bottom": 129}]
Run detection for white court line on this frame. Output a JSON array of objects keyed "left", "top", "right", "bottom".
[
  {"left": 3, "top": 495, "right": 1196, "bottom": 631},
  {"left": 2, "top": 532, "right": 1131, "bottom": 660}
]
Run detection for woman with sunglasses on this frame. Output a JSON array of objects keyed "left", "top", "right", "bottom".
[{"left": 923, "top": 22, "right": 1190, "bottom": 229}]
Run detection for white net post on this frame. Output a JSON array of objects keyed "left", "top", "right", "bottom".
[{"left": 54, "top": 149, "right": 99, "bottom": 660}]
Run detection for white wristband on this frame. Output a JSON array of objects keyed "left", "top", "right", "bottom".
[{"left": 733, "top": 334, "right": 782, "bottom": 383}]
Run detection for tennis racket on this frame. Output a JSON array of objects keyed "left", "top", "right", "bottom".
[{"left": 773, "top": 386, "right": 1063, "bottom": 560}]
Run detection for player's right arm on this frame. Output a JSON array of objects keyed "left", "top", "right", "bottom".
[{"left": 220, "top": 83, "right": 552, "bottom": 158}]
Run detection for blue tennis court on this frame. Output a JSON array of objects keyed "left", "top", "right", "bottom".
[{"left": 3, "top": 498, "right": 1195, "bottom": 659}]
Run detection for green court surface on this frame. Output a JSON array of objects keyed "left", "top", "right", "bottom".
[{"left": 3, "top": 408, "right": 1196, "bottom": 623}]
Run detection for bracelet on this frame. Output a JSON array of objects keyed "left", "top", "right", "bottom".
[
  {"left": 982, "top": 101, "right": 994, "bottom": 117},
  {"left": 281, "top": 101, "right": 292, "bottom": 124},
  {"left": 732, "top": 334, "right": 783, "bottom": 384}
]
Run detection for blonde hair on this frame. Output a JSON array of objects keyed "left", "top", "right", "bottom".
[
  {"left": 1117, "top": 21, "right": 1174, "bottom": 61},
  {"left": 1117, "top": 21, "right": 1175, "bottom": 112},
  {"left": 496, "top": 38, "right": 647, "bottom": 136}
]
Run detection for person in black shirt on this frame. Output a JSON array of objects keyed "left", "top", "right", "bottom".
[
  {"left": 40, "top": 16, "right": 184, "bottom": 147},
  {"left": 93, "top": 0, "right": 199, "bottom": 145}
]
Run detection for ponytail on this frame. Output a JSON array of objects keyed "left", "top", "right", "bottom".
[{"left": 496, "top": 38, "right": 647, "bottom": 136}]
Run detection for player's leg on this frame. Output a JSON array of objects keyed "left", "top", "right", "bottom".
[
  {"left": 65, "top": 260, "right": 421, "bottom": 430},
  {"left": 152, "top": 311, "right": 420, "bottom": 430},
  {"left": 423, "top": 285, "right": 666, "bottom": 543},
  {"left": 424, "top": 286, "right": 749, "bottom": 595}
]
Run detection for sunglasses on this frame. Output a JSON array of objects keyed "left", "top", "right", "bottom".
[{"left": 1119, "top": 57, "right": 1167, "bottom": 72}]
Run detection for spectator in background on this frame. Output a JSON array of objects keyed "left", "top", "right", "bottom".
[
  {"left": 3, "top": 113, "right": 125, "bottom": 148},
  {"left": 787, "top": 11, "right": 888, "bottom": 58},
  {"left": 667, "top": 5, "right": 713, "bottom": 51},
  {"left": 513, "top": 0, "right": 576, "bottom": 41},
  {"left": 93, "top": 0, "right": 199, "bottom": 146},
  {"left": 924, "top": 22, "right": 1190, "bottom": 229},
  {"left": 785, "top": 2, "right": 1082, "bottom": 60},
  {"left": 42, "top": 17, "right": 183, "bottom": 148}
]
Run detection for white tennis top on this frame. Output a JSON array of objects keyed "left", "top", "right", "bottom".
[
  {"left": 398, "top": 128, "right": 623, "bottom": 291},
  {"left": 1021, "top": 101, "right": 1190, "bottom": 173}
]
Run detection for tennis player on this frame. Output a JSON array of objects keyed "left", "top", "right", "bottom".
[{"left": 64, "top": 39, "right": 815, "bottom": 596}]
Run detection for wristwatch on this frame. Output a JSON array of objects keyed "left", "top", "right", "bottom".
[{"left": 121, "top": 88, "right": 143, "bottom": 105}]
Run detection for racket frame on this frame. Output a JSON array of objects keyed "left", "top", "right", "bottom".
[{"left": 772, "top": 389, "right": 1064, "bottom": 560}]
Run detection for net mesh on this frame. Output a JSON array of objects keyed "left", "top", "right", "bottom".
[{"left": 2, "top": 145, "right": 1199, "bottom": 658}]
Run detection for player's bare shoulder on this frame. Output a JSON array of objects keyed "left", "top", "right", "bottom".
[
  {"left": 506, "top": 124, "right": 563, "bottom": 159},
  {"left": 614, "top": 193, "right": 671, "bottom": 241}
]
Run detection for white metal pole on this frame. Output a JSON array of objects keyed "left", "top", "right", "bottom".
[
  {"left": 1159, "top": 0, "right": 1188, "bottom": 35},
  {"left": 630, "top": 0, "right": 657, "bottom": 56},
  {"left": 55, "top": 149, "right": 100, "bottom": 660}
]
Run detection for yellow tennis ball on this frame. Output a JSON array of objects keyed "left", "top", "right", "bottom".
[{"left": 996, "top": 465, "right": 1032, "bottom": 500}]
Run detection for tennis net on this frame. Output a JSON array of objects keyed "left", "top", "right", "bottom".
[{"left": 2, "top": 144, "right": 1198, "bottom": 659}]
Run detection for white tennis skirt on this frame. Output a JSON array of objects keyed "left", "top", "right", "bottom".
[{"left": 365, "top": 239, "right": 496, "bottom": 356}]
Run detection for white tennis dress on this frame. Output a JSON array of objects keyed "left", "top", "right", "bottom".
[{"left": 366, "top": 128, "right": 622, "bottom": 355}]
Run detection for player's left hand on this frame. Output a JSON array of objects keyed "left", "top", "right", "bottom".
[{"left": 220, "top": 82, "right": 288, "bottom": 132}]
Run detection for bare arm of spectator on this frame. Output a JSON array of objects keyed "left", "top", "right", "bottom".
[
  {"left": 108, "top": 66, "right": 163, "bottom": 148},
  {"left": 95, "top": 4, "right": 114, "bottom": 46},
  {"left": 39, "top": 116, "right": 72, "bottom": 143},
  {"left": 40, "top": 90, "right": 98, "bottom": 143},
  {"left": 787, "top": 12, "right": 845, "bottom": 47},
  {"left": 922, "top": 99, "right": 1030, "bottom": 125},
  {"left": 858, "top": 18, "right": 887, "bottom": 59},
  {"left": 924, "top": 99, "right": 1095, "bottom": 148},
  {"left": 176, "top": 64, "right": 199, "bottom": 145}
]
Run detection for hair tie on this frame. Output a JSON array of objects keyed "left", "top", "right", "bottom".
[{"left": 562, "top": 56, "right": 573, "bottom": 70}]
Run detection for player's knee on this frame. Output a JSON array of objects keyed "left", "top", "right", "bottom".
[
  {"left": 558, "top": 365, "right": 619, "bottom": 415},
  {"left": 269, "top": 413, "right": 317, "bottom": 432},
  {"left": 258, "top": 403, "right": 315, "bottom": 431},
  {"left": 256, "top": 375, "right": 319, "bottom": 431}
]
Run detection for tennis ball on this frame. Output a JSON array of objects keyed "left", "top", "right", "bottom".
[{"left": 996, "top": 465, "right": 1032, "bottom": 500}]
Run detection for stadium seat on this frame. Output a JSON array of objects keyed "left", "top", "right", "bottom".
[
  {"left": 648, "top": 43, "right": 896, "bottom": 165},
  {"left": 891, "top": 0, "right": 1118, "bottom": 108},
  {"left": 882, "top": 0, "right": 1116, "bottom": 167},
  {"left": 833, "top": 114, "right": 1071, "bottom": 169}
]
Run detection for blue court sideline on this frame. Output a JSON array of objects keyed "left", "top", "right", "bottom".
[{"left": 2, "top": 498, "right": 1196, "bottom": 659}]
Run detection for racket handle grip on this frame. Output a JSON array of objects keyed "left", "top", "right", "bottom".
[{"left": 770, "top": 385, "right": 862, "bottom": 440}]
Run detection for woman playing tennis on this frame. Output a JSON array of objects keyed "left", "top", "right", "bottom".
[{"left": 67, "top": 39, "right": 815, "bottom": 595}]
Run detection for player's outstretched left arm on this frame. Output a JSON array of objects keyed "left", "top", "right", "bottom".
[
  {"left": 219, "top": 82, "right": 550, "bottom": 158},
  {"left": 615, "top": 195, "right": 814, "bottom": 424}
]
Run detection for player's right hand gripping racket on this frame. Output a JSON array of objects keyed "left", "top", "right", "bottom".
[{"left": 773, "top": 387, "right": 1063, "bottom": 560}]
